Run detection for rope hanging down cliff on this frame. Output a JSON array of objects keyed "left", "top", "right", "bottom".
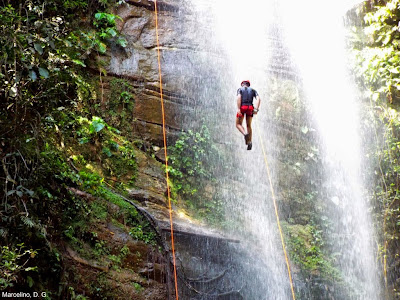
[
  {"left": 254, "top": 119, "right": 296, "bottom": 300},
  {"left": 154, "top": 1, "right": 179, "bottom": 299}
]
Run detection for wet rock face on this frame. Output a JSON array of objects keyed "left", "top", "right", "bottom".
[
  {"left": 113, "top": 1, "right": 209, "bottom": 95},
  {"left": 107, "top": 0, "right": 220, "bottom": 145}
]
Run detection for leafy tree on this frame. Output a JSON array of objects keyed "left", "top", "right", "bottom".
[
  {"left": 351, "top": 1, "right": 400, "bottom": 297},
  {"left": 0, "top": 0, "right": 127, "bottom": 294},
  {"left": 352, "top": 0, "right": 400, "bottom": 102}
]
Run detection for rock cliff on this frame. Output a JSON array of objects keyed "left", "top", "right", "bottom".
[{"left": 91, "top": 1, "right": 339, "bottom": 299}]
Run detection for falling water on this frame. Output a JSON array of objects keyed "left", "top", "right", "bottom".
[
  {"left": 277, "top": 1, "right": 381, "bottom": 299},
  {"left": 178, "top": 0, "right": 380, "bottom": 299}
]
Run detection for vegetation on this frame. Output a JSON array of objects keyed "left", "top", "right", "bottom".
[
  {"left": 282, "top": 222, "right": 339, "bottom": 281},
  {"left": 106, "top": 78, "right": 135, "bottom": 131},
  {"left": 0, "top": 244, "right": 38, "bottom": 290},
  {"left": 168, "top": 125, "right": 225, "bottom": 226},
  {"left": 3, "top": 0, "right": 400, "bottom": 298},
  {"left": 0, "top": 0, "right": 157, "bottom": 297},
  {"left": 351, "top": 0, "right": 400, "bottom": 298}
]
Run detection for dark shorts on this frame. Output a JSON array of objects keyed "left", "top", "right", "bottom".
[{"left": 236, "top": 105, "right": 254, "bottom": 118}]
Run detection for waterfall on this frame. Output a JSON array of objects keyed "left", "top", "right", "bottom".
[
  {"left": 182, "top": 0, "right": 380, "bottom": 298},
  {"left": 277, "top": 1, "right": 381, "bottom": 299}
]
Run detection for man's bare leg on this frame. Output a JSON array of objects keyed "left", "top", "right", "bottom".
[
  {"left": 236, "top": 115, "right": 250, "bottom": 144},
  {"left": 246, "top": 115, "right": 253, "bottom": 143},
  {"left": 236, "top": 115, "right": 246, "bottom": 135},
  {"left": 246, "top": 115, "right": 253, "bottom": 150}
]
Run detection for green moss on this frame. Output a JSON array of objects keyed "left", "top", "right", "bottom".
[
  {"left": 98, "top": 188, "right": 136, "bottom": 213},
  {"left": 103, "top": 78, "right": 135, "bottom": 133},
  {"left": 104, "top": 141, "right": 137, "bottom": 180},
  {"left": 282, "top": 222, "right": 340, "bottom": 280},
  {"left": 90, "top": 201, "right": 108, "bottom": 220}
]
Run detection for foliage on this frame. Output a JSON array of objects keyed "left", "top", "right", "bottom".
[
  {"left": 282, "top": 223, "right": 340, "bottom": 281},
  {"left": 0, "top": 0, "right": 140, "bottom": 295},
  {"left": 351, "top": 0, "right": 400, "bottom": 103},
  {"left": 350, "top": 0, "right": 400, "bottom": 297},
  {"left": 362, "top": 103, "right": 400, "bottom": 298},
  {"left": 169, "top": 125, "right": 216, "bottom": 181},
  {"left": 0, "top": 244, "right": 38, "bottom": 290},
  {"left": 71, "top": 115, "right": 138, "bottom": 184},
  {"left": 168, "top": 125, "right": 225, "bottom": 225},
  {"left": 62, "top": 175, "right": 157, "bottom": 250},
  {"left": 68, "top": 286, "right": 88, "bottom": 300},
  {"left": 97, "top": 189, "right": 156, "bottom": 245},
  {"left": 0, "top": 0, "right": 127, "bottom": 220},
  {"left": 168, "top": 125, "right": 216, "bottom": 199},
  {"left": 93, "top": 12, "right": 127, "bottom": 50},
  {"left": 105, "top": 78, "right": 135, "bottom": 130}
]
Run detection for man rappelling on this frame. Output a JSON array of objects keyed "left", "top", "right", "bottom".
[{"left": 236, "top": 80, "right": 261, "bottom": 150}]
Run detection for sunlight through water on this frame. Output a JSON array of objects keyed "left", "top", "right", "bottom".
[{"left": 188, "top": 0, "right": 380, "bottom": 298}]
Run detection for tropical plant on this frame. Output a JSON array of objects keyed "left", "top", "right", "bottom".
[
  {"left": 0, "top": 0, "right": 130, "bottom": 294},
  {"left": 0, "top": 244, "right": 38, "bottom": 290},
  {"left": 350, "top": 0, "right": 400, "bottom": 297}
]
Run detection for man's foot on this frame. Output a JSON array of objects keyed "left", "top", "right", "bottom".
[
  {"left": 244, "top": 134, "right": 250, "bottom": 145},
  {"left": 247, "top": 142, "right": 252, "bottom": 150}
]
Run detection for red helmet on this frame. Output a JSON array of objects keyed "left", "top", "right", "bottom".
[{"left": 241, "top": 80, "right": 250, "bottom": 86}]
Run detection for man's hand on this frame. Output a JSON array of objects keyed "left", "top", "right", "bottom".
[{"left": 237, "top": 110, "right": 243, "bottom": 117}]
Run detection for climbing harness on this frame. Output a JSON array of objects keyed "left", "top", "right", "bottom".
[
  {"left": 154, "top": 1, "right": 179, "bottom": 299},
  {"left": 254, "top": 119, "right": 296, "bottom": 300}
]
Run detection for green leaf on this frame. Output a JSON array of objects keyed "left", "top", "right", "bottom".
[
  {"left": 106, "top": 14, "right": 116, "bottom": 25},
  {"left": 79, "top": 137, "right": 89, "bottom": 144},
  {"left": 48, "top": 40, "right": 55, "bottom": 49},
  {"left": 6, "top": 190, "right": 15, "bottom": 196},
  {"left": 98, "top": 42, "right": 107, "bottom": 53},
  {"left": 25, "top": 189, "right": 34, "bottom": 197},
  {"left": 72, "top": 59, "right": 86, "bottom": 67},
  {"left": 29, "top": 70, "right": 37, "bottom": 81},
  {"left": 38, "top": 67, "right": 49, "bottom": 78},
  {"left": 117, "top": 37, "right": 127, "bottom": 47},
  {"left": 95, "top": 12, "right": 105, "bottom": 20},
  {"left": 102, "top": 147, "right": 112, "bottom": 157},
  {"left": 27, "top": 276, "right": 34, "bottom": 288},
  {"left": 99, "top": 32, "right": 107, "bottom": 39},
  {"left": 90, "top": 120, "right": 105, "bottom": 133},
  {"left": 106, "top": 28, "right": 117, "bottom": 37},
  {"left": 34, "top": 43, "right": 43, "bottom": 55}
]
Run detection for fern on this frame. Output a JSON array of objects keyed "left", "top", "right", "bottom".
[{"left": 21, "top": 216, "right": 35, "bottom": 228}]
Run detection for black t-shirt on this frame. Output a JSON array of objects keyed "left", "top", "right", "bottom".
[{"left": 237, "top": 86, "right": 259, "bottom": 106}]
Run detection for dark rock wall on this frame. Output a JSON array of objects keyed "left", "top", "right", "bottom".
[{"left": 107, "top": 0, "right": 226, "bottom": 145}]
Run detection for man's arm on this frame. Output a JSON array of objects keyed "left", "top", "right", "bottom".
[
  {"left": 253, "top": 95, "right": 261, "bottom": 114},
  {"left": 237, "top": 94, "right": 242, "bottom": 116}
]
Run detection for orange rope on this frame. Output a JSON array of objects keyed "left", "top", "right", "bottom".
[
  {"left": 153, "top": 2, "right": 179, "bottom": 299},
  {"left": 254, "top": 119, "right": 296, "bottom": 300}
]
